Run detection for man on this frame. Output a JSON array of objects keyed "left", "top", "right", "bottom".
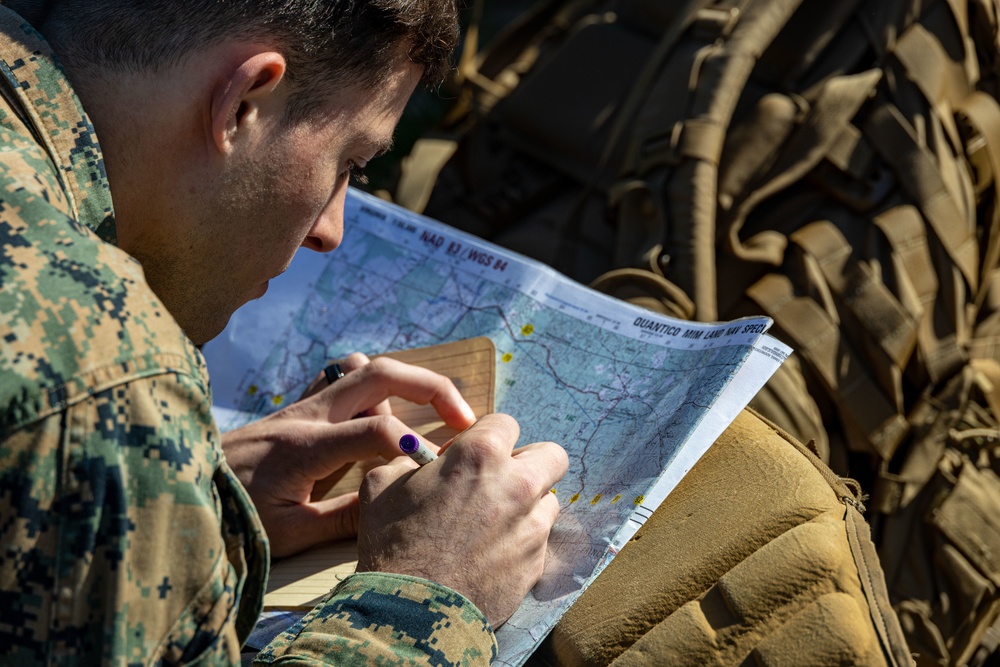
[{"left": 0, "top": 1, "right": 567, "bottom": 664}]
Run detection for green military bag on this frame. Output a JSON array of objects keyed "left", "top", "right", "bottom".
[{"left": 398, "top": 0, "right": 1000, "bottom": 663}]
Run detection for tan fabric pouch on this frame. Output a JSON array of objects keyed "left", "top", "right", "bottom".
[{"left": 528, "top": 409, "right": 913, "bottom": 666}]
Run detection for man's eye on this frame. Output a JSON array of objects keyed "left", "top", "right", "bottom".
[{"left": 347, "top": 160, "right": 369, "bottom": 186}]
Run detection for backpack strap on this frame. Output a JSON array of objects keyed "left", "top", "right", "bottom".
[
  {"left": 722, "top": 69, "right": 883, "bottom": 268},
  {"left": 576, "top": 0, "right": 722, "bottom": 284},
  {"left": 788, "top": 221, "right": 917, "bottom": 416},
  {"left": 871, "top": 205, "right": 968, "bottom": 386},
  {"left": 844, "top": 508, "right": 917, "bottom": 667},
  {"left": 892, "top": 9, "right": 971, "bottom": 109},
  {"left": 459, "top": 0, "right": 583, "bottom": 104},
  {"left": 863, "top": 99, "right": 980, "bottom": 295},
  {"left": 956, "top": 91, "right": 1000, "bottom": 312},
  {"left": 746, "top": 272, "right": 911, "bottom": 460},
  {"left": 869, "top": 365, "right": 981, "bottom": 516},
  {"left": 618, "top": 0, "right": 805, "bottom": 320}
]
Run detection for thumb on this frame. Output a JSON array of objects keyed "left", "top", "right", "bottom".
[{"left": 268, "top": 492, "right": 361, "bottom": 558}]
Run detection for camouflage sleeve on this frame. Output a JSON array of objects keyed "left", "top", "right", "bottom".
[
  {"left": 254, "top": 572, "right": 498, "bottom": 666},
  {"left": 0, "top": 366, "right": 265, "bottom": 665}
]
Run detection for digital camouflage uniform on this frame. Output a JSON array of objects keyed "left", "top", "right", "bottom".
[{"left": 0, "top": 7, "right": 495, "bottom": 665}]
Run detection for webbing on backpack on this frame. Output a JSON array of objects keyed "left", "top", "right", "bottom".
[
  {"left": 865, "top": 102, "right": 978, "bottom": 294},
  {"left": 413, "top": 0, "right": 1000, "bottom": 660},
  {"left": 788, "top": 221, "right": 916, "bottom": 424},
  {"left": 616, "top": 0, "right": 806, "bottom": 320},
  {"left": 746, "top": 270, "right": 911, "bottom": 460},
  {"left": 956, "top": 92, "right": 1000, "bottom": 310}
]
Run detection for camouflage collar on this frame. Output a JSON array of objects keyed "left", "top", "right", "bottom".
[{"left": 0, "top": 6, "right": 116, "bottom": 243}]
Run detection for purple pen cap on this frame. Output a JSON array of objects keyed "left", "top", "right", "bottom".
[{"left": 399, "top": 433, "right": 420, "bottom": 454}]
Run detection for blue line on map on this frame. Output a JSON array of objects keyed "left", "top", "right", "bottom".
[
  {"left": 514, "top": 336, "right": 599, "bottom": 429},
  {"left": 544, "top": 293, "right": 589, "bottom": 314}
]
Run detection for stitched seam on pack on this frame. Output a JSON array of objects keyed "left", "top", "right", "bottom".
[{"left": 845, "top": 507, "right": 906, "bottom": 667}]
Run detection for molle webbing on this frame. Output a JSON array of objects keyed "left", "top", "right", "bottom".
[{"left": 418, "top": 1, "right": 1000, "bottom": 661}]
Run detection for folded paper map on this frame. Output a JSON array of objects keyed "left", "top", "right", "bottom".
[{"left": 203, "top": 188, "right": 791, "bottom": 666}]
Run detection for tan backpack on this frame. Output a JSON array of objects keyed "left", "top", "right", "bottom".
[{"left": 397, "top": 0, "right": 1000, "bottom": 663}]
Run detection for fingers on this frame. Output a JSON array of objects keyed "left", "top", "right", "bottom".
[
  {"left": 296, "top": 414, "right": 434, "bottom": 482},
  {"left": 338, "top": 353, "right": 392, "bottom": 417},
  {"left": 449, "top": 412, "right": 520, "bottom": 454},
  {"left": 356, "top": 415, "right": 569, "bottom": 627},
  {"left": 301, "top": 355, "right": 476, "bottom": 429},
  {"left": 266, "top": 493, "right": 361, "bottom": 557},
  {"left": 299, "top": 352, "right": 374, "bottom": 400},
  {"left": 362, "top": 414, "right": 519, "bottom": 497},
  {"left": 365, "top": 415, "right": 566, "bottom": 500},
  {"left": 511, "top": 439, "right": 570, "bottom": 495},
  {"left": 444, "top": 415, "right": 567, "bottom": 493}
]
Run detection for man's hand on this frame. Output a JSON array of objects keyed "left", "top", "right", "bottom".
[
  {"left": 221, "top": 353, "right": 477, "bottom": 558},
  {"left": 357, "top": 414, "right": 569, "bottom": 628}
]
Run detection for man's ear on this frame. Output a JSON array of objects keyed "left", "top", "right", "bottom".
[{"left": 211, "top": 52, "right": 288, "bottom": 155}]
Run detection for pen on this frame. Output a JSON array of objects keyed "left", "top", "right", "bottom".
[{"left": 399, "top": 433, "right": 438, "bottom": 466}]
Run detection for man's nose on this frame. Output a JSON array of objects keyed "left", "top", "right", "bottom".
[{"left": 301, "top": 189, "right": 346, "bottom": 253}]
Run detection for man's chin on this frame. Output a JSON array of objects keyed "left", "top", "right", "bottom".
[
  {"left": 191, "top": 282, "right": 269, "bottom": 346},
  {"left": 238, "top": 281, "right": 269, "bottom": 307}
]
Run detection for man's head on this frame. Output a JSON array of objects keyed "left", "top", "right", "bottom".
[
  {"left": 38, "top": 0, "right": 458, "bottom": 118},
  {"left": 27, "top": 0, "right": 458, "bottom": 344}
]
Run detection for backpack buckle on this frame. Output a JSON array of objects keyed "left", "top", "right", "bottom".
[{"left": 691, "top": 2, "right": 743, "bottom": 42}]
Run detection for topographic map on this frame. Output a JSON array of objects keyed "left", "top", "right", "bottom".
[{"left": 203, "top": 188, "right": 791, "bottom": 665}]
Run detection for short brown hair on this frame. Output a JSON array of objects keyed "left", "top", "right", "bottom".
[{"left": 36, "top": 0, "right": 459, "bottom": 116}]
